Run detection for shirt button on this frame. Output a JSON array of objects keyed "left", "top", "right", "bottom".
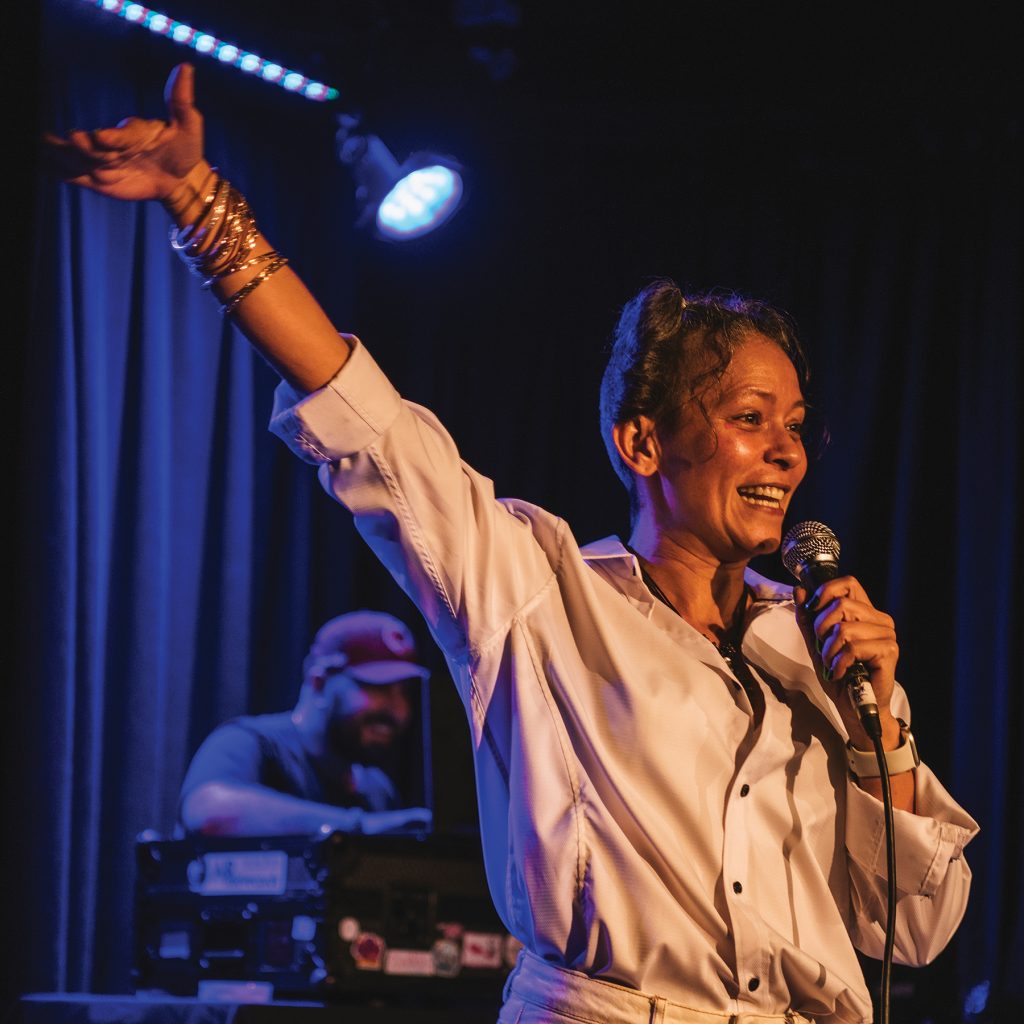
[
  {"left": 740, "top": 784, "right": 750, "bottom": 797},
  {"left": 733, "top": 881, "right": 743, "bottom": 894},
  {"left": 749, "top": 977, "right": 760, "bottom": 991}
]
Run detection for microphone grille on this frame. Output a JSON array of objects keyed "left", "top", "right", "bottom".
[{"left": 781, "top": 520, "right": 841, "bottom": 580}]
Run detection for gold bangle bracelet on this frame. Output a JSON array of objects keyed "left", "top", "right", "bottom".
[
  {"left": 219, "top": 255, "right": 289, "bottom": 316},
  {"left": 202, "top": 249, "right": 280, "bottom": 289}
]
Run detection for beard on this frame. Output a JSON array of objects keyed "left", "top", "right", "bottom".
[{"left": 327, "top": 710, "right": 404, "bottom": 768}]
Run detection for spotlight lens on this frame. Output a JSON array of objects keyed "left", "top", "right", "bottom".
[{"left": 377, "top": 165, "right": 462, "bottom": 240}]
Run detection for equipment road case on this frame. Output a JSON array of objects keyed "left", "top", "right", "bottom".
[{"left": 133, "top": 829, "right": 518, "bottom": 1008}]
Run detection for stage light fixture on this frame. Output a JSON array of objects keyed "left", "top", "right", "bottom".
[
  {"left": 83, "top": 1, "right": 468, "bottom": 241},
  {"left": 336, "top": 116, "right": 465, "bottom": 242}
]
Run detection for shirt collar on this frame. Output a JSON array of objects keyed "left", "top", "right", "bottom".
[
  {"left": 581, "top": 535, "right": 794, "bottom": 604},
  {"left": 579, "top": 536, "right": 653, "bottom": 614}
]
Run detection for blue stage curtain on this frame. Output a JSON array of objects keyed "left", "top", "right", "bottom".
[{"left": 11, "top": 9, "right": 366, "bottom": 1004}]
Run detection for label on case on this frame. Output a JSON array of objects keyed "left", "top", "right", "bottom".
[
  {"left": 158, "top": 929, "right": 190, "bottom": 960},
  {"left": 385, "top": 949, "right": 436, "bottom": 976},
  {"left": 187, "top": 850, "right": 289, "bottom": 895},
  {"left": 462, "top": 931, "right": 503, "bottom": 969},
  {"left": 432, "top": 938, "right": 462, "bottom": 978},
  {"left": 351, "top": 932, "right": 386, "bottom": 970}
]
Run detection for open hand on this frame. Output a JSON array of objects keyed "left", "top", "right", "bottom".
[{"left": 42, "top": 63, "right": 203, "bottom": 203}]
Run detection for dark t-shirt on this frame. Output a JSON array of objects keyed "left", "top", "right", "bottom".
[{"left": 178, "top": 712, "right": 399, "bottom": 828}]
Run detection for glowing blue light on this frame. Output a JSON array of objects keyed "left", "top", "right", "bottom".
[
  {"left": 964, "top": 981, "right": 990, "bottom": 1017},
  {"left": 377, "top": 165, "right": 463, "bottom": 240},
  {"left": 86, "top": 1, "right": 340, "bottom": 103}
]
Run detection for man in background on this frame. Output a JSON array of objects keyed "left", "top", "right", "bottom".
[{"left": 179, "top": 610, "right": 433, "bottom": 836}]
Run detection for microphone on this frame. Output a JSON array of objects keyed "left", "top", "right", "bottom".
[{"left": 780, "top": 520, "right": 883, "bottom": 740}]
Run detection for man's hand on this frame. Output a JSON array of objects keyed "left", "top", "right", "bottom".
[
  {"left": 357, "top": 806, "right": 433, "bottom": 836},
  {"left": 42, "top": 63, "right": 203, "bottom": 203}
]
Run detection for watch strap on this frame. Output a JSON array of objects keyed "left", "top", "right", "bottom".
[{"left": 847, "top": 718, "right": 920, "bottom": 777}]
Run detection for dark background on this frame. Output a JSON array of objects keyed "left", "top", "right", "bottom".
[{"left": 9, "top": 1, "right": 1022, "bottom": 1021}]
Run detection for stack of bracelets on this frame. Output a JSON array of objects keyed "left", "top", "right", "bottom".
[{"left": 169, "top": 170, "right": 289, "bottom": 317}]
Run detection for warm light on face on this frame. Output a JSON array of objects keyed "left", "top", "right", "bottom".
[{"left": 654, "top": 337, "right": 807, "bottom": 561}]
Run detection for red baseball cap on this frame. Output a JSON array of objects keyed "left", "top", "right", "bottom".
[{"left": 306, "top": 610, "right": 430, "bottom": 685}]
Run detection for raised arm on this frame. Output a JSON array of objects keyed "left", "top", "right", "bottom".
[
  {"left": 43, "top": 62, "right": 349, "bottom": 393},
  {"left": 47, "top": 60, "right": 557, "bottom": 687}
]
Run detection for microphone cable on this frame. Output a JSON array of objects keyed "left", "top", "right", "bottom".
[
  {"left": 868, "top": 716, "right": 897, "bottom": 1024},
  {"left": 855, "top": 694, "right": 896, "bottom": 1024}
]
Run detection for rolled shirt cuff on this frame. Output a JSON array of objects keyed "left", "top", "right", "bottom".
[
  {"left": 845, "top": 761, "right": 979, "bottom": 897},
  {"left": 269, "top": 338, "right": 403, "bottom": 464}
]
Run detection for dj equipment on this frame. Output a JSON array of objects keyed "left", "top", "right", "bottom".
[{"left": 133, "top": 829, "right": 516, "bottom": 1008}]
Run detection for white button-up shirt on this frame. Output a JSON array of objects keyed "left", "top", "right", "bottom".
[{"left": 270, "top": 340, "right": 978, "bottom": 1023}]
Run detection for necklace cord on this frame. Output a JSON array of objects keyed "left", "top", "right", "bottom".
[{"left": 625, "top": 545, "right": 746, "bottom": 648}]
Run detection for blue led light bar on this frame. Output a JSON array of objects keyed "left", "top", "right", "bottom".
[{"left": 85, "top": 0, "right": 339, "bottom": 102}]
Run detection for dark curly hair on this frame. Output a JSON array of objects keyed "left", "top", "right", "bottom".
[{"left": 599, "top": 279, "right": 819, "bottom": 523}]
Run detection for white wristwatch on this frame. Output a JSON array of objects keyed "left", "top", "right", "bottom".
[{"left": 846, "top": 718, "right": 920, "bottom": 777}]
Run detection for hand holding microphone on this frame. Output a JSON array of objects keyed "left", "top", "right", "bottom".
[{"left": 781, "top": 521, "right": 901, "bottom": 746}]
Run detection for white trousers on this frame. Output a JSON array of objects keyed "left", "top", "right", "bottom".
[{"left": 498, "top": 949, "right": 815, "bottom": 1024}]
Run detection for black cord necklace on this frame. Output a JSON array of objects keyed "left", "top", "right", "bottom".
[{"left": 625, "top": 545, "right": 757, "bottom": 692}]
